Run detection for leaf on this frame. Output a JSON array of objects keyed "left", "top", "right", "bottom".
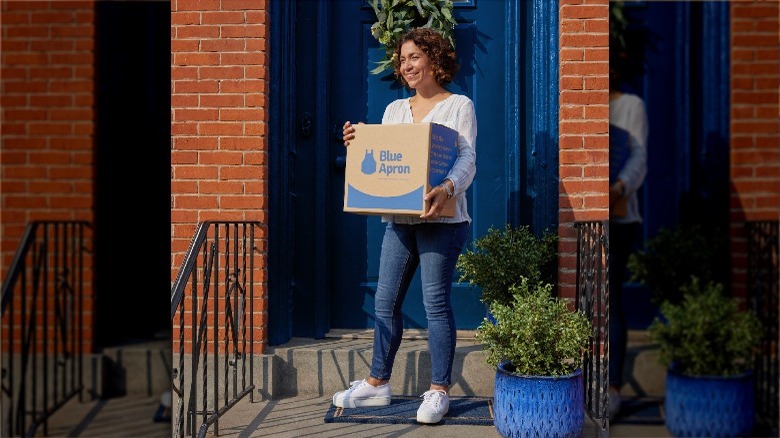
[
  {"left": 412, "top": 0, "right": 425, "bottom": 16},
  {"left": 370, "top": 60, "right": 392, "bottom": 75},
  {"left": 441, "top": 6, "right": 452, "bottom": 21}
]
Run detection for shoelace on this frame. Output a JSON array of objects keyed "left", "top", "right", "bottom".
[
  {"left": 347, "top": 380, "right": 366, "bottom": 392},
  {"left": 420, "top": 389, "right": 446, "bottom": 408}
]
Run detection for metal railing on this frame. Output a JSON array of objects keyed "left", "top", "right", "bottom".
[
  {"left": 1, "top": 221, "right": 90, "bottom": 437},
  {"left": 171, "top": 221, "right": 261, "bottom": 438},
  {"left": 574, "top": 220, "right": 609, "bottom": 437},
  {"left": 746, "top": 220, "right": 779, "bottom": 435}
]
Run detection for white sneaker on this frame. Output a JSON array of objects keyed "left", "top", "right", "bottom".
[
  {"left": 332, "top": 379, "right": 391, "bottom": 408},
  {"left": 416, "top": 389, "right": 449, "bottom": 424}
]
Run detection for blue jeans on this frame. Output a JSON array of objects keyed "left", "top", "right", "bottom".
[
  {"left": 370, "top": 221, "right": 470, "bottom": 387},
  {"left": 609, "top": 221, "right": 640, "bottom": 387}
]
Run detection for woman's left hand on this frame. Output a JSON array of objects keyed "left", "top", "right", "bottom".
[{"left": 420, "top": 185, "right": 449, "bottom": 219}]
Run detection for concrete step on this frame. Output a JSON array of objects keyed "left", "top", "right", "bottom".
[
  {"left": 259, "top": 328, "right": 667, "bottom": 400},
  {"left": 101, "top": 340, "right": 172, "bottom": 397},
  {"left": 265, "top": 329, "right": 496, "bottom": 399}
]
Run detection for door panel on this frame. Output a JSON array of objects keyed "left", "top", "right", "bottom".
[
  {"left": 618, "top": 2, "right": 731, "bottom": 329},
  {"left": 328, "top": 1, "right": 510, "bottom": 329}
]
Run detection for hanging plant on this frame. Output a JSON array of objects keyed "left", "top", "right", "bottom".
[{"left": 368, "top": 0, "right": 457, "bottom": 75}]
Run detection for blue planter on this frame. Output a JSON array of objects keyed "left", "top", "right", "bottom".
[
  {"left": 493, "top": 362, "right": 584, "bottom": 438},
  {"left": 665, "top": 364, "right": 755, "bottom": 438}
]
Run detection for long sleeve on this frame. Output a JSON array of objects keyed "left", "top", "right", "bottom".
[
  {"left": 610, "top": 93, "right": 648, "bottom": 224},
  {"left": 446, "top": 98, "right": 477, "bottom": 196},
  {"left": 616, "top": 98, "right": 648, "bottom": 196}
]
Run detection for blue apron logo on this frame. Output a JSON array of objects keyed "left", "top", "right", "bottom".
[{"left": 361, "top": 149, "right": 377, "bottom": 175}]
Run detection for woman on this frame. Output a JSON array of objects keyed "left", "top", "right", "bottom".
[
  {"left": 332, "top": 28, "right": 477, "bottom": 425},
  {"left": 608, "top": 66, "right": 648, "bottom": 420}
]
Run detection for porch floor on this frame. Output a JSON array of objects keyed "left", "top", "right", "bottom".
[
  {"left": 38, "top": 392, "right": 670, "bottom": 437},
  {"left": 36, "top": 329, "right": 673, "bottom": 437}
]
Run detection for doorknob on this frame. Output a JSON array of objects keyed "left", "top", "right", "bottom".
[
  {"left": 300, "top": 112, "right": 313, "bottom": 138},
  {"left": 332, "top": 124, "right": 344, "bottom": 143}
]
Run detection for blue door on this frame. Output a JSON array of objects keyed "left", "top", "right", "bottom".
[
  {"left": 617, "top": 2, "right": 730, "bottom": 328},
  {"left": 268, "top": 0, "right": 559, "bottom": 342},
  {"left": 328, "top": 0, "right": 510, "bottom": 330}
]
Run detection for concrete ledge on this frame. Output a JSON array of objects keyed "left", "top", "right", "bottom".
[
  {"left": 102, "top": 340, "right": 172, "bottom": 397},
  {"left": 268, "top": 332, "right": 495, "bottom": 398}
]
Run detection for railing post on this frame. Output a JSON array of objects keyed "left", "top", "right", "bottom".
[
  {"left": 171, "top": 221, "right": 259, "bottom": 437},
  {"left": 747, "top": 220, "right": 779, "bottom": 435},
  {"left": 574, "top": 220, "right": 609, "bottom": 437},
  {"left": 1, "top": 221, "right": 88, "bottom": 437}
]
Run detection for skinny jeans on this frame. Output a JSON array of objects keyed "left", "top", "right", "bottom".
[
  {"left": 608, "top": 221, "right": 641, "bottom": 387},
  {"left": 370, "top": 221, "right": 470, "bottom": 387}
]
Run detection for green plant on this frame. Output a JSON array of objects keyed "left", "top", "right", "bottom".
[
  {"left": 627, "top": 224, "right": 728, "bottom": 305},
  {"left": 476, "top": 278, "right": 592, "bottom": 376},
  {"left": 368, "top": 0, "right": 457, "bottom": 74},
  {"left": 648, "top": 276, "right": 762, "bottom": 376},
  {"left": 456, "top": 224, "right": 557, "bottom": 307},
  {"left": 609, "top": 1, "right": 629, "bottom": 51}
]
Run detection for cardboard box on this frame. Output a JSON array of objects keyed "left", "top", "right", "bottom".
[{"left": 343, "top": 122, "right": 458, "bottom": 217}]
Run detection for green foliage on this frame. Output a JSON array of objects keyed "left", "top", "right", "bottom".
[
  {"left": 627, "top": 224, "right": 728, "bottom": 305},
  {"left": 456, "top": 224, "right": 558, "bottom": 307},
  {"left": 609, "top": 1, "right": 629, "bottom": 51},
  {"left": 368, "top": 0, "right": 458, "bottom": 74},
  {"left": 648, "top": 277, "right": 763, "bottom": 376},
  {"left": 476, "top": 278, "right": 592, "bottom": 376}
]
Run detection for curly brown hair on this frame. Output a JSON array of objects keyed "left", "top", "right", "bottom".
[{"left": 393, "top": 28, "right": 459, "bottom": 87}]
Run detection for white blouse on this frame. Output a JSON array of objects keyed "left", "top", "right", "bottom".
[
  {"left": 380, "top": 94, "right": 477, "bottom": 224},
  {"left": 610, "top": 93, "right": 648, "bottom": 224}
]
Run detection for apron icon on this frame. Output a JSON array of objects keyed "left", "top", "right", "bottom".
[{"left": 361, "top": 149, "right": 377, "bottom": 175}]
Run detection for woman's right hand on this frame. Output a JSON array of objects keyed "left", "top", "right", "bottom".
[{"left": 343, "top": 121, "right": 362, "bottom": 147}]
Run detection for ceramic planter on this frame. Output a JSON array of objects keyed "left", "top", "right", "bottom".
[
  {"left": 493, "top": 362, "right": 584, "bottom": 438},
  {"left": 665, "top": 364, "right": 755, "bottom": 437}
]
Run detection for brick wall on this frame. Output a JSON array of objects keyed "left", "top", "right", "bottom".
[
  {"left": 170, "top": 0, "right": 269, "bottom": 354},
  {"left": 1, "top": 1, "right": 96, "bottom": 352},
  {"left": 558, "top": 0, "right": 610, "bottom": 300},
  {"left": 729, "top": 0, "right": 780, "bottom": 298}
]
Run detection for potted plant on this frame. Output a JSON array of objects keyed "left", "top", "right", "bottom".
[
  {"left": 648, "top": 276, "right": 763, "bottom": 437},
  {"left": 627, "top": 223, "right": 728, "bottom": 305},
  {"left": 456, "top": 224, "right": 558, "bottom": 308},
  {"left": 476, "top": 278, "right": 592, "bottom": 438}
]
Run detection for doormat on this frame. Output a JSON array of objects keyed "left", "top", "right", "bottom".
[
  {"left": 612, "top": 396, "right": 665, "bottom": 425},
  {"left": 324, "top": 396, "right": 494, "bottom": 426}
]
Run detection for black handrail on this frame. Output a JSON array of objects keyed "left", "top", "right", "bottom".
[
  {"left": 574, "top": 220, "right": 609, "bottom": 437},
  {"left": 171, "top": 221, "right": 260, "bottom": 438},
  {"left": 746, "top": 219, "right": 779, "bottom": 436},
  {"left": 1, "top": 221, "right": 90, "bottom": 437}
]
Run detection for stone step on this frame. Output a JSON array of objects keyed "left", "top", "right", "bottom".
[
  {"left": 101, "top": 340, "right": 172, "bottom": 397},
  {"left": 265, "top": 329, "right": 496, "bottom": 399},
  {"left": 255, "top": 329, "right": 668, "bottom": 400},
  {"left": 170, "top": 328, "right": 666, "bottom": 405}
]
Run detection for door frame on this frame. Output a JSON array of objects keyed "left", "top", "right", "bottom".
[{"left": 268, "top": 0, "right": 560, "bottom": 345}]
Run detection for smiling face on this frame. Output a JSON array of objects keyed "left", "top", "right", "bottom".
[
  {"left": 392, "top": 28, "right": 459, "bottom": 89},
  {"left": 399, "top": 41, "right": 437, "bottom": 90}
]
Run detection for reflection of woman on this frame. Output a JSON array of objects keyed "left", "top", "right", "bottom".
[
  {"left": 608, "top": 75, "right": 648, "bottom": 419},
  {"left": 333, "top": 28, "right": 477, "bottom": 425}
]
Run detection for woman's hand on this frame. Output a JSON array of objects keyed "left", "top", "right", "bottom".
[
  {"left": 609, "top": 179, "right": 625, "bottom": 204},
  {"left": 420, "top": 184, "right": 450, "bottom": 219},
  {"left": 343, "top": 121, "right": 363, "bottom": 147}
]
